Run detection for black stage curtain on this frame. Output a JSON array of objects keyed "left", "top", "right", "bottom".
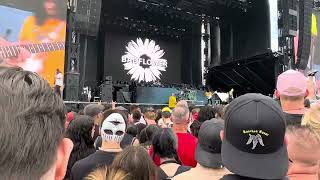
[{"left": 181, "top": 23, "right": 202, "bottom": 86}]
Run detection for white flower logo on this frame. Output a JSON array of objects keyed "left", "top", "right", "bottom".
[{"left": 121, "top": 38, "right": 168, "bottom": 82}]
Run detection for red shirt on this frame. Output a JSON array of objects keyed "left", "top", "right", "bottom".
[
  {"left": 176, "top": 133, "right": 197, "bottom": 167},
  {"left": 149, "top": 133, "right": 198, "bottom": 167},
  {"left": 149, "top": 146, "right": 160, "bottom": 166}
]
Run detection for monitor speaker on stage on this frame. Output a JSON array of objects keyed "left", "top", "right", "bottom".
[
  {"left": 296, "top": 0, "right": 313, "bottom": 70},
  {"left": 75, "top": 0, "right": 102, "bottom": 36}
]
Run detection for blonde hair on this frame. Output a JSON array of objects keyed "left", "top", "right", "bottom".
[
  {"left": 85, "top": 166, "right": 131, "bottom": 180},
  {"left": 144, "top": 111, "right": 156, "bottom": 120},
  {"left": 302, "top": 103, "right": 320, "bottom": 141}
]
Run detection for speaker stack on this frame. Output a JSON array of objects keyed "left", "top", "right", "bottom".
[
  {"left": 282, "top": 0, "right": 298, "bottom": 37},
  {"left": 100, "top": 76, "right": 113, "bottom": 102},
  {"left": 64, "top": 72, "right": 80, "bottom": 101},
  {"left": 296, "top": 0, "right": 313, "bottom": 70},
  {"left": 75, "top": 0, "right": 102, "bottom": 36}
]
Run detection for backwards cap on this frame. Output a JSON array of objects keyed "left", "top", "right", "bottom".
[{"left": 276, "top": 70, "right": 307, "bottom": 97}]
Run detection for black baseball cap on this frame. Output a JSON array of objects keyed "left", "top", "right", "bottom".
[
  {"left": 222, "top": 94, "right": 288, "bottom": 179},
  {"left": 195, "top": 118, "right": 224, "bottom": 168}
]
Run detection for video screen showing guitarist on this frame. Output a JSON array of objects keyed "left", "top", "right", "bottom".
[{"left": 0, "top": 0, "right": 67, "bottom": 87}]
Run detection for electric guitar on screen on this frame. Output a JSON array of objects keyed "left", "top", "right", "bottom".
[{"left": 0, "top": 39, "right": 65, "bottom": 71}]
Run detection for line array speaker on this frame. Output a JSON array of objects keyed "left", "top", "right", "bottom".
[
  {"left": 296, "top": 0, "right": 313, "bottom": 70},
  {"left": 75, "top": 0, "right": 102, "bottom": 36},
  {"left": 282, "top": 0, "right": 298, "bottom": 37}
]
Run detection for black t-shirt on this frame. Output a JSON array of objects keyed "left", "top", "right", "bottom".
[
  {"left": 221, "top": 174, "right": 288, "bottom": 180},
  {"left": 158, "top": 165, "right": 191, "bottom": 180},
  {"left": 283, "top": 112, "right": 303, "bottom": 126},
  {"left": 70, "top": 150, "right": 118, "bottom": 180}
]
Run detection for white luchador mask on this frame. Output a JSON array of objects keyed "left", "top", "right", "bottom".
[{"left": 100, "top": 113, "right": 126, "bottom": 143}]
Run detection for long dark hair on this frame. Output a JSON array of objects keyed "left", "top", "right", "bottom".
[
  {"left": 112, "top": 146, "right": 157, "bottom": 180},
  {"left": 139, "top": 125, "right": 159, "bottom": 148},
  {"left": 65, "top": 115, "right": 96, "bottom": 179},
  {"left": 33, "top": 0, "right": 66, "bottom": 25},
  {"left": 198, "top": 106, "right": 216, "bottom": 123},
  {"left": 152, "top": 128, "right": 181, "bottom": 164}
]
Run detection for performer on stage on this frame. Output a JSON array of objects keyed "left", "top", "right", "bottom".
[
  {"left": 54, "top": 69, "right": 63, "bottom": 97},
  {"left": 168, "top": 93, "right": 177, "bottom": 109},
  {"left": 228, "top": 88, "right": 234, "bottom": 103},
  {"left": 205, "top": 88, "right": 213, "bottom": 105}
]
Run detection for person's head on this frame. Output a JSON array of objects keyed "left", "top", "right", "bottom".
[
  {"left": 112, "top": 146, "right": 157, "bottom": 180},
  {"left": 190, "top": 120, "right": 201, "bottom": 138},
  {"left": 176, "top": 100, "right": 188, "bottom": 108},
  {"left": 56, "top": 68, "right": 61, "bottom": 74},
  {"left": 115, "top": 106, "right": 129, "bottom": 120},
  {"left": 135, "top": 123, "right": 147, "bottom": 136},
  {"left": 155, "top": 109, "right": 162, "bottom": 122},
  {"left": 276, "top": 70, "right": 308, "bottom": 111},
  {"left": 161, "top": 107, "right": 172, "bottom": 119},
  {"left": 132, "top": 110, "right": 142, "bottom": 123},
  {"left": 191, "top": 108, "right": 200, "bottom": 120},
  {"left": 214, "top": 105, "right": 224, "bottom": 119},
  {"left": 139, "top": 128, "right": 148, "bottom": 144},
  {"left": 44, "top": 0, "right": 59, "bottom": 16},
  {"left": 100, "top": 112, "right": 127, "bottom": 145},
  {"left": 126, "top": 125, "right": 138, "bottom": 137},
  {"left": 66, "top": 115, "right": 95, "bottom": 149},
  {"left": 34, "top": 0, "right": 66, "bottom": 25},
  {"left": 171, "top": 104, "right": 190, "bottom": 127},
  {"left": 84, "top": 104, "right": 105, "bottom": 125},
  {"left": 145, "top": 125, "right": 160, "bottom": 143},
  {"left": 65, "top": 111, "right": 75, "bottom": 128},
  {"left": 138, "top": 125, "right": 159, "bottom": 145},
  {"left": 286, "top": 125, "right": 320, "bottom": 167},
  {"left": 221, "top": 93, "right": 288, "bottom": 179},
  {"left": 130, "top": 105, "right": 141, "bottom": 114},
  {"left": 152, "top": 128, "right": 180, "bottom": 162},
  {"left": 102, "top": 109, "right": 129, "bottom": 127},
  {"left": 0, "top": 67, "right": 73, "bottom": 179},
  {"left": 85, "top": 166, "right": 132, "bottom": 180},
  {"left": 198, "top": 106, "right": 216, "bottom": 123},
  {"left": 144, "top": 107, "right": 156, "bottom": 121},
  {"left": 196, "top": 119, "right": 224, "bottom": 168},
  {"left": 302, "top": 103, "right": 320, "bottom": 139},
  {"left": 65, "top": 115, "right": 95, "bottom": 178}
]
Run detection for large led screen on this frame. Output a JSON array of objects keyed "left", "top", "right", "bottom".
[
  {"left": 0, "top": 0, "right": 67, "bottom": 87},
  {"left": 104, "top": 32, "right": 182, "bottom": 84}
]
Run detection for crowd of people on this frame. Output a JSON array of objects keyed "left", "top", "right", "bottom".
[{"left": 1, "top": 66, "right": 320, "bottom": 180}]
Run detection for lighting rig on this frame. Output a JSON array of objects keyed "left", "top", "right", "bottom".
[{"left": 102, "top": 14, "right": 188, "bottom": 39}]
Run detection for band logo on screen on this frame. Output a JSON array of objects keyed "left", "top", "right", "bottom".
[{"left": 121, "top": 38, "right": 168, "bottom": 82}]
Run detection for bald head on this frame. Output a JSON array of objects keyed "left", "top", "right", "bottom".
[
  {"left": 176, "top": 100, "right": 188, "bottom": 108},
  {"left": 172, "top": 104, "right": 190, "bottom": 124}
]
